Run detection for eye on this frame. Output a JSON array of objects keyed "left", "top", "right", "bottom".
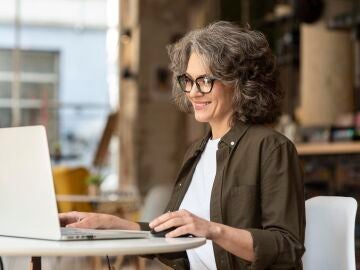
[
  {"left": 201, "top": 76, "right": 213, "bottom": 86},
  {"left": 178, "top": 75, "right": 194, "bottom": 92},
  {"left": 178, "top": 75, "right": 190, "bottom": 83},
  {"left": 184, "top": 76, "right": 191, "bottom": 83}
]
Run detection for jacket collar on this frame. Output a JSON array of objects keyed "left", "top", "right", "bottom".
[
  {"left": 192, "top": 120, "right": 250, "bottom": 153},
  {"left": 219, "top": 120, "right": 250, "bottom": 148}
]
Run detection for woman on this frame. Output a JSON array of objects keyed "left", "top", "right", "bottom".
[{"left": 60, "top": 21, "right": 305, "bottom": 270}]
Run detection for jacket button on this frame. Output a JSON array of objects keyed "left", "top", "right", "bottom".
[
  {"left": 230, "top": 141, "right": 235, "bottom": 146},
  {"left": 179, "top": 183, "right": 182, "bottom": 187}
]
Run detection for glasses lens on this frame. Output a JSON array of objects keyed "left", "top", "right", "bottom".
[
  {"left": 178, "top": 75, "right": 193, "bottom": 92},
  {"left": 196, "top": 77, "right": 213, "bottom": 93}
]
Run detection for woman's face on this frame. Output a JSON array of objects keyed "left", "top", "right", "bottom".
[{"left": 185, "top": 53, "right": 234, "bottom": 127}]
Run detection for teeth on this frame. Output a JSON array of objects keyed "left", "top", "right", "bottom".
[{"left": 193, "top": 101, "right": 210, "bottom": 110}]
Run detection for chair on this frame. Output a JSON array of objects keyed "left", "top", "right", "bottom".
[
  {"left": 140, "top": 183, "right": 173, "bottom": 222},
  {"left": 302, "top": 196, "right": 357, "bottom": 270},
  {"left": 52, "top": 166, "right": 92, "bottom": 213}
]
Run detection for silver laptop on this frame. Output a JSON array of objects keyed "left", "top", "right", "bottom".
[{"left": 0, "top": 125, "right": 149, "bottom": 240}]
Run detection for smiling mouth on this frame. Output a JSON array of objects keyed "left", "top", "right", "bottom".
[{"left": 193, "top": 102, "right": 211, "bottom": 110}]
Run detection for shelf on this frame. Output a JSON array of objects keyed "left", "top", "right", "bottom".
[
  {"left": 327, "top": 12, "right": 360, "bottom": 30},
  {"left": 296, "top": 142, "right": 360, "bottom": 156},
  {"left": 258, "top": 13, "right": 294, "bottom": 27}
]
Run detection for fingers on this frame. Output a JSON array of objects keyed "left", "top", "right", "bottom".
[
  {"left": 149, "top": 209, "right": 190, "bottom": 229},
  {"left": 148, "top": 212, "right": 171, "bottom": 229},
  {"left": 149, "top": 210, "right": 212, "bottom": 238},
  {"left": 65, "top": 213, "right": 112, "bottom": 229},
  {"left": 166, "top": 224, "right": 194, "bottom": 238},
  {"left": 59, "top": 211, "right": 86, "bottom": 227},
  {"left": 149, "top": 210, "right": 195, "bottom": 238},
  {"left": 66, "top": 217, "right": 94, "bottom": 229},
  {"left": 59, "top": 211, "right": 86, "bottom": 220},
  {"left": 152, "top": 217, "right": 187, "bottom": 232}
]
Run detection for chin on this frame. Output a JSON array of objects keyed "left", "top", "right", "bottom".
[{"left": 194, "top": 113, "right": 211, "bottom": 123}]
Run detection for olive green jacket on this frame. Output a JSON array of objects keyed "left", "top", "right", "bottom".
[{"left": 140, "top": 121, "right": 305, "bottom": 270}]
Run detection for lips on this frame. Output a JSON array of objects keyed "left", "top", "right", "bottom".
[{"left": 193, "top": 101, "right": 211, "bottom": 110}]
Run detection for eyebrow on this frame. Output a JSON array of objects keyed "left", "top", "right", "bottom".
[{"left": 184, "top": 72, "right": 209, "bottom": 80}]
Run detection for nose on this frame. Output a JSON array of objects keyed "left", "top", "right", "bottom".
[{"left": 188, "top": 83, "right": 203, "bottom": 97}]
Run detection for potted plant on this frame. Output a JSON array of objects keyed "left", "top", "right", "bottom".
[{"left": 85, "top": 174, "right": 103, "bottom": 196}]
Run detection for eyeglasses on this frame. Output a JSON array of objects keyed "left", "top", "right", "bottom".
[{"left": 177, "top": 74, "right": 217, "bottom": 94}]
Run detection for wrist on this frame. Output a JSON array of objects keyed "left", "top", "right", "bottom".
[
  {"left": 117, "top": 217, "right": 140, "bottom": 230},
  {"left": 104, "top": 215, "right": 135, "bottom": 230},
  {"left": 129, "top": 221, "right": 141, "bottom": 230},
  {"left": 208, "top": 222, "right": 222, "bottom": 240}
]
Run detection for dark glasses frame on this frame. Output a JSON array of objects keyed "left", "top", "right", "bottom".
[{"left": 176, "top": 74, "right": 217, "bottom": 94}]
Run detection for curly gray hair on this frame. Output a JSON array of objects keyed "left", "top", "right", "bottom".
[{"left": 167, "top": 21, "right": 283, "bottom": 125}]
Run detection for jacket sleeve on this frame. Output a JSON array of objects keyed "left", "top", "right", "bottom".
[
  {"left": 138, "top": 222, "right": 151, "bottom": 231},
  {"left": 247, "top": 141, "right": 305, "bottom": 270}
]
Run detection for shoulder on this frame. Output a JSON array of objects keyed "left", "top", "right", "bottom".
[
  {"left": 242, "top": 125, "right": 297, "bottom": 154},
  {"left": 247, "top": 125, "right": 289, "bottom": 144}
]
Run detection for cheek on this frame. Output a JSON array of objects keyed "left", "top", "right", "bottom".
[
  {"left": 226, "top": 94, "right": 234, "bottom": 108},
  {"left": 218, "top": 94, "right": 234, "bottom": 113},
  {"left": 184, "top": 93, "right": 192, "bottom": 104},
  {"left": 224, "top": 89, "right": 235, "bottom": 105},
  {"left": 212, "top": 84, "right": 234, "bottom": 106}
]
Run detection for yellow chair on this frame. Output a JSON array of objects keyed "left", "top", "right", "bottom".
[{"left": 52, "top": 166, "right": 93, "bottom": 213}]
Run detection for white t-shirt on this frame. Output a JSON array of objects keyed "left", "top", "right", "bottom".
[{"left": 179, "top": 138, "right": 220, "bottom": 270}]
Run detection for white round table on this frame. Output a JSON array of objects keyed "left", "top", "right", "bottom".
[{"left": 0, "top": 235, "right": 206, "bottom": 269}]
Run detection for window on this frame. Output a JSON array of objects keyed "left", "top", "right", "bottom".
[
  {"left": 0, "top": 0, "right": 117, "bottom": 169},
  {"left": 0, "top": 49, "right": 59, "bottom": 145}
]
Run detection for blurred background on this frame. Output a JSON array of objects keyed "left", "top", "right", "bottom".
[{"left": 0, "top": 0, "right": 360, "bottom": 269}]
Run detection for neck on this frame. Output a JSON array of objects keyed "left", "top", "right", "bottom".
[{"left": 210, "top": 118, "right": 232, "bottom": 139}]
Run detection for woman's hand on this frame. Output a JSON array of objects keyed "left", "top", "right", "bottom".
[
  {"left": 149, "top": 209, "right": 219, "bottom": 238},
  {"left": 59, "top": 211, "right": 140, "bottom": 230}
]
